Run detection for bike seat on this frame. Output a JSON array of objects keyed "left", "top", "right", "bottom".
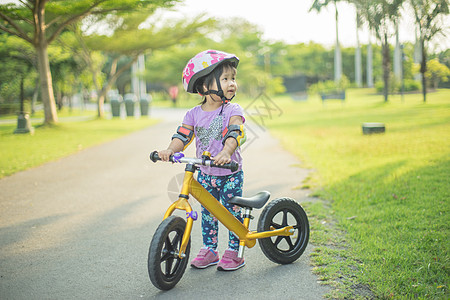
[{"left": 229, "top": 191, "right": 271, "bottom": 209}]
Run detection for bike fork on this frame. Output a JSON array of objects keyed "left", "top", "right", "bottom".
[{"left": 238, "top": 207, "right": 253, "bottom": 258}]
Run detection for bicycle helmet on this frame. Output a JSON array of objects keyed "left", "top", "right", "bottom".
[{"left": 182, "top": 50, "right": 239, "bottom": 104}]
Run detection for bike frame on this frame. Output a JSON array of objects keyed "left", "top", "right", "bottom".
[{"left": 163, "top": 164, "right": 294, "bottom": 258}]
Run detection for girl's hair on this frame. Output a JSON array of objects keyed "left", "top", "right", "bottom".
[{"left": 195, "top": 60, "right": 236, "bottom": 105}]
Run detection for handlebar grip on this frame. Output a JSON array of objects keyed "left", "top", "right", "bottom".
[
  {"left": 149, "top": 151, "right": 160, "bottom": 162},
  {"left": 229, "top": 161, "right": 239, "bottom": 172},
  {"left": 211, "top": 161, "right": 239, "bottom": 172},
  {"left": 150, "top": 151, "right": 175, "bottom": 163}
]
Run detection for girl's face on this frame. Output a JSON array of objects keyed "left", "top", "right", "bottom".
[{"left": 208, "top": 66, "right": 238, "bottom": 101}]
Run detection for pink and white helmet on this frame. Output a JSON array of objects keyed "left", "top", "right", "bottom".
[{"left": 182, "top": 50, "right": 239, "bottom": 93}]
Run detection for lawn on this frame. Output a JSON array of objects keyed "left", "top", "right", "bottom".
[
  {"left": 1, "top": 90, "right": 448, "bottom": 298},
  {"left": 264, "top": 89, "right": 449, "bottom": 299},
  {"left": 0, "top": 111, "right": 158, "bottom": 178}
]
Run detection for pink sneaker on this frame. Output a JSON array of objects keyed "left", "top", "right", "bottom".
[
  {"left": 190, "top": 247, "right": 219, "bottom": 269},
  {"left": 217, "top": 249, "right": 245, "bottom": 271}
]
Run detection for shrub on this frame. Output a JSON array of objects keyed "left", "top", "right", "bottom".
[
  {"left": 309, "top": 76, "right": 350, "bottom": 95},
  {"left": 403, "top": 79, "right": 421, "bottom": 92},
  {"left": 375, "top": 78, "right": 420, "bottom": 94}
]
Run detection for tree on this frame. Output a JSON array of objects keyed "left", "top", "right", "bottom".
[
  {"left": 82, "top": 13, "right": 211, "bottom": 118},
  {"left": 0, "top": 0, "right": 179, "bottom": 124},
  {"left": 0, "top": 33, "right": 36, "bottom": 113},
  {"left": 354, "top": 0, "right": 403, "bottom": 102},
  {"left": 425, "top": 58, "right": 450, "bottom": 89},
  {"left": 49, "top": 41, "right": 84, "bottom": 110},
  {"left": 409, "top": 0, "right": 449, "bottom": 102},
  {"left": 310, "top": 0, "right": 343, "bottom": 82},
  {"left": 58, "top": 25, "right": 108, "bottom": 115},
  {"left": 284, "top": 43, "right": 333, "bottom": 79}
]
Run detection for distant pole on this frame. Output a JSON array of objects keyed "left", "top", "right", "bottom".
[
  {"left": 367, "top": 35, "right": 374, "bottom": 88},
  {"left": 414, "top": 26, "right": 421, "bottom": 81},
  {"left": 138, "top": 54, "right": 147, "bottom": 98},
  {"left": 20, "top": 76, "right": 24, "bottom": 112},
  {"left": 14, "top": 75, "right": 34, "bottom": 134},
  {"left": 132, "top": 61, "right": 139, "bottom": 96},
  {"left": 401, "top": 44, "right": 405, "bottom": 103},
  {"left": 334, "top": 2, "right": 342, "bottom": 82},
  {"left": 394, "top": 23, "right": 402, "bottom": 81},
  {"left": 355, "top": 13, "right": 362, "bottom": 88}
]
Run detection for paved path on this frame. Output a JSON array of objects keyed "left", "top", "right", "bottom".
[{"left": 0, "top": 107, "right": 329, "bottom": 299}]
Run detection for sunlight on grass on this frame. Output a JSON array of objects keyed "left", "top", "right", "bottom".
[
  {"left": 0, "top": 107, "right": 97, "bottom": 120},
  {"left": 265, "top": 89, "right": 450, "bottom": 298},
  {"left": 0, "top": 117, "right": 158, "bottom": 178}
]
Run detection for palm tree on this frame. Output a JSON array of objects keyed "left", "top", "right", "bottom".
[
  {"left": 353, "top": 0, "right": 403, "bottom": 102},
  {"left": 310, "top": 0, "right": 343, "bottom": 82},
  {"left": 409, "top": 0, "right": 449, "bottom": 102},
  {"left": 350, "top": 0, "right": 373, "bottom": 87}
]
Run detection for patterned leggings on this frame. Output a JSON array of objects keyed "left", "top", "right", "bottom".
[{"left": 197, "top": 170, "right": 244, "bottom": 251}]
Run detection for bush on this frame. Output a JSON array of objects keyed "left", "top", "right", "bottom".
[
  {"left": 309, "top": 76, "right": 350, "bottom": 95},
  {"left": 375, "top": 78, "right": 420, "bottom": 94},
  {"left": 0, "top": 100, "right": 32, "bottom": 115},
  {"left": 403, "top": 79, "right": 421, "bottom": 92},
  {"left": 375, "top": 81, "right": 385, "bottom": 93},
  {"left": 0, "top": 102, "right": 20, "bottom": 115}
]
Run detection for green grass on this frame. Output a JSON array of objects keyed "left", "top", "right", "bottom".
[
  {"left": 0, "top": 106, "right": 97, "bottom": 120},
  {"left": 264, "top": 89, "right": 449, "bottom": 299},
  {"left": 1, "top": 91, "right": 448, "bottom": 297},
  {"left": 0, "top": 115, "right": 158, "bottom": 178}
]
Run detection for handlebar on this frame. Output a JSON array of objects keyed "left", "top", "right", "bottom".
[{"left": 149, "top": 151, "right": 239, "bottom": 172}]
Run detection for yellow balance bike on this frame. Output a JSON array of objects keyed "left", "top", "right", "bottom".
[{"left": 148, "top": 151, "right": 310, "bottom": 290}]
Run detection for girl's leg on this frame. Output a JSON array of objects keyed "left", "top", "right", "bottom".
[
  {"left": 197, "top": 171, "right": 220, "bottom": 250},
  {"left": 220, "top": 171, "right": 244, "bottom": 251}
]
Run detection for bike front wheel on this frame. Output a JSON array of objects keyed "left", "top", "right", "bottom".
[
  {"left": 148, "top": 216, "right": 190, "bottom": 290},
  {"left": 257, "top": 198, "right": 309, "bottom": 264}
]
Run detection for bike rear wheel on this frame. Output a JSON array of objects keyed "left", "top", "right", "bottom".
[
  {"left": 148, "top": 216, "right": 190, "bottom": 290},
  {"left": 257, "top": 198, "right": 309, "bottom": 264}
]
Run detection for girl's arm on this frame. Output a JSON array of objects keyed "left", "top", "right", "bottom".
[
  {"left": 213, "top": 115, "right": 243, "bottom": 165},
  {"left": 159, "top": 124, "right": 194, "bottom": 162}
]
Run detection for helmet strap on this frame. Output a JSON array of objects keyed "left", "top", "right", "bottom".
[{"left": 203, "top": 70, "right": 234, "bottom": 107}]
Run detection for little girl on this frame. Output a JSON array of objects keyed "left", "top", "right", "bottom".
[{"left": 158, "top": 50, "right": 246, "bottom": 271}]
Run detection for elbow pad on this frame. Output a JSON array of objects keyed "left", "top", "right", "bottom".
[
  {"left": 222, "top": 124, "right": 246, "bottom": 147},
  {"left": 172, "top": 126, "right": 194, "bottom": 150}
]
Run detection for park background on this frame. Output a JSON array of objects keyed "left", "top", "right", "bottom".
[{"left": 1, "top": 0, "right": 449, "bottom": 299}]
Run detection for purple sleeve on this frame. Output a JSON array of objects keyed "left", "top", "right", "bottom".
[
  {"left": 182, "top": 107, "right": 195, "bottom": 126},
  {"left": 230, "top": 104, "right": 246, "bottom": 123}
]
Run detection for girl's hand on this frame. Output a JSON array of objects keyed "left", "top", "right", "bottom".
[
  {"left": 212, "top": 151, "right": 231, "bottom": 165},
  {"left": 158, "top": 149, "right": 174, "bottom": 162}
]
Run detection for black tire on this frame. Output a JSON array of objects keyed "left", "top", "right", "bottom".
[
  {"left": 148, "top": 216, "right": 190, "bottom": 290},
  {"left": 257, "top": 198, "right": 309, "bottom": 264}
]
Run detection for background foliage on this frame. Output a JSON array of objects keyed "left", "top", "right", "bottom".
[{"left": 1, "top": 0, "right": 449, "bottom": 117}]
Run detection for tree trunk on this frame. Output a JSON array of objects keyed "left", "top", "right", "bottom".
[
  {"left": 35, "top": 2, "right": 58, "bottom": 124},
  {"left": 97, "top": 94, "right": 105, "bottom": 118},
  {"left": 382, "top": 33, "right": 390, "bottom": 102},
  {"left": 334, "top": 1, "right": 342, "bottom": 82},
  {"left": 89, "top": 62, "right": 103, "bottom": 118},
  {"left": 31, "top": 77, "right": 39, "bottom": 115},
  {"left": 393, "top": 23, "right": 402, "bottom": 81},
  {"left": 36, "top": 42, "right": 58, "bottom": 124},
  {"left": 97, "top": 55, "right": 139, "bottom": 118},
  {"left": 420, "top": 38, "right": 427, "bottom": 102},
  {"left": 96, "top": 57, "right": 118, "bottom": 119},
  {"left": 85, "top": 51, "right": 104, "bottom": 118},
  {"left": 367, "top": 38, "right": 374, "bottom": 88}
]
